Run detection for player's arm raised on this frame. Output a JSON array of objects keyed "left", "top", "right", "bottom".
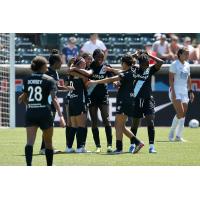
[{"left": 148, "top": 52, "right": 164, "bottom": 70}]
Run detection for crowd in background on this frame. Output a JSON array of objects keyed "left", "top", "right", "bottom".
[
  {"left": 61, "top": 33, "right": 200, "bottom": 65},
  {"left": 1, "top": 33, "right": 200, "bottom": 65}
]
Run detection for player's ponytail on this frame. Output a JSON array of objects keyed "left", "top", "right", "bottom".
[{"left": 49, "top": 49, "right": 61, "bottom": 66}]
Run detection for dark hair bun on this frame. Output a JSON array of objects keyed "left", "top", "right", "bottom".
[{"left": 51, "top": 49, "right": 59, "bottom": 54}]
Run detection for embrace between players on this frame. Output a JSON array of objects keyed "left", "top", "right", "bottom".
[{"left": 19, "top": 47, "right": 194, "bottom": 166}]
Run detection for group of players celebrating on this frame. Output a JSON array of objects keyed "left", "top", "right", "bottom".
[{"left": 19, "top": 46, "right": 194, "bottom": 166}]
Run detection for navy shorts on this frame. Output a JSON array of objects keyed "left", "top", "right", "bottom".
[
  {"left": 89, "top": 95, "right": 109, "bottom": 107},
  {"left": 132, "top": 96, "right": 155, "bottom": 118},
  {"left": 68, "top": 101, "right": 86, "bottom": 116},
  {"left": 25, "top": 107, "right": 54, "bottom": 130},
  {"left": 116, "top": 99, "right": 135, "bottom": 117}
]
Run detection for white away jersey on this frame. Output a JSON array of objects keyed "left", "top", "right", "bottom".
[{"left": 169, "top": 59, "right": 190, "bottom": 94}]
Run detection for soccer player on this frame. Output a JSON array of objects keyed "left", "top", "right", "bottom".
[
  {"left": 19, "top": 56, "right": 65, "bottom": 166},
  {"left": 130, "top": 50, "right": 164, "bottom": 153},
  {"left": 66, "top": 56, "right": 89, "bottom": 153},
  {"left": 39, "top": 49, "right": 73, "bottom": 155},
  {"left": 168, "top": 47, "right": 194, "bottom": 142},
  {"left": 64, "top": 55, "right": 91, "bottom": 153},
  {"left": 87, "top": 54, "right": 145, "bottom": 153},
  {"left": 72, "top": 49, "right": 113, "bottom": 153},
  {"left": 78, "top": 49, "right": 112, "bottom": 153}
]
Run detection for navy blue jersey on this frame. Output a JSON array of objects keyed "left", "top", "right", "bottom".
[
  {"left": 45, "top": 67, "right": 60, "bottom": 112},
  {"left": 68, "top": 75, "right": 86, "bottom": 103},
  {"left": 23, "top": 73, "right": 57, "bottom": 109},
  {"left": 46, "top": 67, "right": 59, "bottom": 82},
  {"left": 87, "top": 62, "right": 112, "bottom": 99},
  {"left": 133, "top": 65, "right": 159, "bottom": 99},
  {"left": 117, "top": 69, "right": 136, "bottom": 102}
]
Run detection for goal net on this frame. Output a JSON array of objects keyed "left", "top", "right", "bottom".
[{"left": 0, "top": 33, "right": 15, "bottom": 128}]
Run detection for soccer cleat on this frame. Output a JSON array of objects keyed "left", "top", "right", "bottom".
[
  {"left": 129, "top": 144, "right": 135, "bottom": 153},
  {"left": 168, "top": 131, "right": 174, "bottom": 142},
  {"left": 175, "top": 136, "right": 186, "bottom": 142},
  {"left": 149, "top": 146, "right": 157, "bottom": 153},
  {"left": 75, "top": 148, "right": 84, "bottom": 153},
  {"left": 65, "top": 147, "right": 75, "bottom": 153},
  {"left": 113, "top": 149, "right": 122, "bottom": 154},
  {"left": 81, "top": 147, "right": 91, "bottom": 153},
  {"left": 39, "top": 148, "right": 45, "bottom": 155},
  {"left": 134, "top": 142, "right": 144, "bottom": 153},
  {"left": 94, "top": 147, "right": 101, "bottom": 153},
  {"left": 75, "top": 147, "right": 91, "bottom": 153},
  {"left": 53, "top": 149, "right": 61, "bottom": 154},
  {"left": 107, "top": 146, "right": 113, "bottom": 153}
]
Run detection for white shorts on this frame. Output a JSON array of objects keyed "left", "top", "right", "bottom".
[{"left": 169, "top": 88, "right": 189, "bottom": 103}]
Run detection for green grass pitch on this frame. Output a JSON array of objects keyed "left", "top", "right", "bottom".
[{"left": 0, "top": 127, "right": 200, "bottom": 166}]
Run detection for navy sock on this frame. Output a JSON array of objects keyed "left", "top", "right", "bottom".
[
  {"left": 65, "top": 126, "right": 71, "bottom": 147},
  {"left": 25, "top": 145, "right": 33, "bottom": 166},
  {"left": 68, "top": 127, "right": 77, "bottom": 148},
  {"left": 76, "top": 127, "right": 85, "bottom": 149},
  {"left": 82, "top": 127, "right": 88, "bottom": 146},
  {"left": 45, "top": 149, "right": 53, "bottom": 166},
  {"left": 105, "top": 126, "right": 112, "bottom": 146},
  {"left": 92, "top": 128, "right": 101, "bottom": 147},
  {"left": 116, "top": 140, "right": 122, "bottom": 151},
  {"left": 130, "top": 136, "right": 140, "bottom": 145},
  {"left": 131, "top": 127, "right": 138, "bottom": 136},
  {"left": 148, "top": 125, "right": 155, "bottom": 144}
]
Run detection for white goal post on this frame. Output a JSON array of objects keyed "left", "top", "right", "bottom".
[{"left": 0, "top": 33, "right": 15, "bottom": 128}]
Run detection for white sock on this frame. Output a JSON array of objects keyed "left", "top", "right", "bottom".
[
  {"left": 169, "top": 115, "right": 179, "bottom": 134},
  {"left": 176, "top": 117, "right": 185, "bottom": 138}
]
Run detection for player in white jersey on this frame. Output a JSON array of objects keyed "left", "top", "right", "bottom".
[{"left": 168, "top": 47, "right": 194, "bottom": 142}]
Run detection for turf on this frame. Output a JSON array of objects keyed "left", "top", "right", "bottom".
[{"left": 0, "top": 127, "right": 200, "bottom": 166}]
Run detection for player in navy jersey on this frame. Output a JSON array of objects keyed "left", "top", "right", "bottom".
[
  {"left": 87, "top": 54, "right": 144, "bottom": 153},
  {"left": 130, "top": 50, "right": 164, "bottom": 153},
  {"left": 19, "top": 56, "right": 65, "bottom": 166},
  {"left": 71, "top": 49, "right": 113, "bottom": 153},
  {"left": 39, "top": 49, "right": 73, "bottom": 155},
  {"left": 64, "top": 55, "right": 91, "bottom": 153},
  {"left": 66, "top": 56, "right": 90, "bottom": 153}
]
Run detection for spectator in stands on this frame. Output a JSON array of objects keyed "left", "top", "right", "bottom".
[
  {"left": 183, "top": 37, "right": 194, "bottom": 53},
  {"left": 183, "top": 37, "right": 195, "bottom": 63},
  {"left": 144, "top": 42, "right": 157, "bottom": 64},
  {"left": 81, "top": 33, "right": 108, "bottom": 60},
  {"left": 189, "top": 41, "right": 200, "bottom": 64},
  {"left": 152, "top": 34, "right": 172, "bottom": 62},
  {"left": 154, "top": 33, "right": 161, "bottom": 41},
  {"left": 62, "top": 37, "right": 79, "bottom": 64},
  {"left": 169, "top": 35, "right": 182, "bottom": 61}
]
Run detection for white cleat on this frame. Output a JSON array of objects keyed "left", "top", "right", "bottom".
[
  {"left": 175, "top": 136, "right": 187, "bottom": 142},
  {"left": 76, "top": 147, "right": 91, "bottom": 153},
  {"left": 65, "top": 147, "right": 75, "bottom": 153},
  {"left": 53, "top": 149, "right": 61, "bottom": 154}
]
